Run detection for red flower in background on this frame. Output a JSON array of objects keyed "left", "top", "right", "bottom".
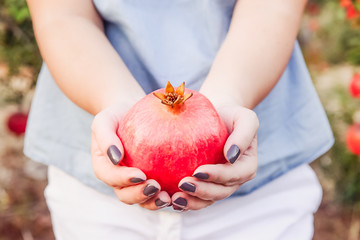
[
  {"left": 7, "top": 112, "right": 28, "bottom": 136},
  {"left": 347, "top": 4, "right": 359, "bottom": 19},
  {"left": 349, "top": 73, "right": 360, "bottom": 97},
  {"left": 340, "top": 0, "right": 360, "bottom": 19},
  {"left": 341, "top": 0, "right": 354, "bottom": 7},
  {"left": 306, "top": 2, "right": 320, "bottom": 15},
  {"left": 347, "top": 73, "right": 360, "bottom": 155},
  {"left": 346, "top": 123, "right": 360, "bottom": 155}
]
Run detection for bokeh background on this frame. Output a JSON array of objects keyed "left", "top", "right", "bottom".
[{"left": 1, "top": 0, "right": 360, "bottom": 239}]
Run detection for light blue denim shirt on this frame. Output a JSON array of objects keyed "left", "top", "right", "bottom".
[{"left": 24, "top": 0, "right": 334, "bottom": 196}]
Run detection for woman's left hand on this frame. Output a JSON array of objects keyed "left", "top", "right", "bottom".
[{"left": 172, "top": 105, "right": 259, "bottom": 211}]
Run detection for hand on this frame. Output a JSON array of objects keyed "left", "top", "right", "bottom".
[
  {"left": 172, "top": 105, "right": 259, "bottom": 211},
  {"left": 91, "top": 104, "right": 171, "bottom": 210}
]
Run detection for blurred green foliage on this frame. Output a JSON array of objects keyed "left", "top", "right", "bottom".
[
  {"left": 304, "top": 0, "right": 360, "bottom": 65},
  {"left": 310, "top": 0, "right": 360, "bottom": 207},
  {"left": 0, "top": 0, "right": 41, "bottom": 75},
  {"left": 342, "top": 29, "right": 360, "bottom": 65},
  {"left": 301, "top": 0, "right": 360, "bottom": 207},
  {"left": 328, "top": 2, "right": 360, "bottom": 65},
  {"left": 323, "top": 86, "right": 360, "bottom": 205}
]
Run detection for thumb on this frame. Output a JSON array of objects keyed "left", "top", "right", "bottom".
[
  {"left": 221, "top": 107, "right": 259, "bottom": 164},
  {"left": 91, "top": 110, "right": 124, "bottom": 165}
]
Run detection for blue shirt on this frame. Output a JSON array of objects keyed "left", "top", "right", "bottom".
[{"left": 24, "top": 0, "right": 334, "bottom": 196}]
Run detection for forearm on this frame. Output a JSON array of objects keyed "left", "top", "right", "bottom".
[
  {"left": 28, "top": 1, "right": 145, "bottom": 115},
  {"left": 200, "top": 0, "right": 307, "bottom": 109}
]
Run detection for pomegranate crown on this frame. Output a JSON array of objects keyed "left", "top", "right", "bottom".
[{"left": 153, "top": 81, "right": 193, "bottom": 108}]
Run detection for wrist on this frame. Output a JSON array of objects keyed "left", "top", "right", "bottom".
[
  {"left": 99, "top": 95, "right": 143, "bottom": 114},
  {"left": 97, "top": 85, "right": 146, "bottom": 115},
  {"left": 199, "top": 81, "right": 246, "bottom": 110}
]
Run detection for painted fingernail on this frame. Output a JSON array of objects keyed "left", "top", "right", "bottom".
[
  {"left": 227, "top": 145, "right": 241, "bottom": 164},
  {"left": 155, "top": 198, "right": 168, "bottom": 208},
  {"left": 173, "top": 205, "right": 185, "bottom": 212},
  {"left": 107, "top": 145, "right": 122, "bottom": 165},
  {"left": 179, "top": 182, "right": 196, "bottom": 193},
  {"left": 174, "top": 197, "right": 187, "bottom": 207},
  {"left": 130, "top": 178, "right": 145, "bottom": 183},
  {"left": 193, "top": 172, "right": 209, "bottom": 180},
  {"left": 143, "top": 185, "right": 159, "bottom": 197}
]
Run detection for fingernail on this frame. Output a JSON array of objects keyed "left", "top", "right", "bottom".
[
  {"left": 130, "top": 178, "right": 145, "bottom": 183},
  {"left": 155, "top": 198, "right": 168, "bottom": 208},
  {"left": 143, "top": 185, "right": 159, "bottom": 197},
  {"left": 193, "top": 172, "right": 209, "bottom": 180},
  {"left": 174, "top": 197, "right": 187, "bottom": 207},
  {"left": 173, "top": 205, "right": 185, "bottom": 212},
  {"left": 226, "top": 145, "right": 240, "bottom": 164},
  {"left": 107, "top": 145, "right": 122, "bottom": 165},
  {"left": 179, "top": 182, "right": 196, "bottom": 193}
]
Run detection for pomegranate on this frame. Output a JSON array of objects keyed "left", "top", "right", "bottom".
[
  {"left": 118, "top": 82, "right": 228, "bottom": 195},
  {"left": 7, "top": 112, "right": 28, "bottom": 136},
  {"left": 349, "top": 73, "right": 360, "bottom": 98}
]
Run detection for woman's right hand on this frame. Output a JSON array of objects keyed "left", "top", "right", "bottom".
[{"left": 91, "top": 105, "right": 171, "bottom": 210}]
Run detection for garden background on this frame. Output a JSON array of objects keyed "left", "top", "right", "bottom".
[{"left": 1, "top": 0, "right": 360, "bottom": 239}]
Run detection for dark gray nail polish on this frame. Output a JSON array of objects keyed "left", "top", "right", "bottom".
[
  {"left": 155, "top": 199, "right": 168, "bottom": 208},
  {"left": 226, "top": 145, "right": 241, "bottom": 164},
  {"left": 174, "top": 197, "right": 187, "bottom": 207},
  {"left": 193, "top": 172, "right": 209, "bottom": 180},
  {"left": 173, "top": 205, "right": 185, "bottom": 211},
  {"left": 107, "top": 145, "right": 122, "bottom": 165},
  {"left": 143, "top": 185, "right": 159, "bottom": 197},
  {"left": 179, "top": 182, "right": 196, "bottom": 193},
  {"left": 130, "top": 178, "right": 145, "bottom": 183}
]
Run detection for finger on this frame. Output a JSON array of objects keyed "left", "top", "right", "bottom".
[
  {"left": 92, "top": 133, "right": 146, "bottom": 188},
  {"left": 139, "top": 191, "right": 171, "bottom": 210},
  {"left": 178, "top": 177, "right": 239, "bottom": 201},
  {"left": 113, "top": 180, "right": 160, "bottom": 205},
  {"left": 193, "top": 137, "right": 258, "bottom": 185},
  {"left": 221, "top": 107, "right": 259, "bottom": 164},
  {"left": 172, "top": 192, "right": 214, "bottom": 211},
  {"left": 91, "top": 110, "right": 124, "bottom": 165}
]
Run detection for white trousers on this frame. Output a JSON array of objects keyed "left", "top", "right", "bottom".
[{"left": 45, "top": 164, "right": 322, "bottom": 240}]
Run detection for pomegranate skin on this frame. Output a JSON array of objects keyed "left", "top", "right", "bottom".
[{"left": 118, "top": 88, "right": 229, "bottom": 196}]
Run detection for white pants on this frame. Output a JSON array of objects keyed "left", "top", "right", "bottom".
[{"left": 45, "top": 164, "right": 322, "bottom": 240}]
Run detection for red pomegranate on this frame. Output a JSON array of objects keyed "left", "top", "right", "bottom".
[
  {"left": 346, "top": 123, "right": 360, "bottom": 155},
  {"left": 7, "top": 112, "right": 28, "bottom": 136},
  {"left": 349, "top": 73, "right": 360, "bottom": 98},
  {"left": 118, "top": 82, "right": 229, "bottom": 195}
]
